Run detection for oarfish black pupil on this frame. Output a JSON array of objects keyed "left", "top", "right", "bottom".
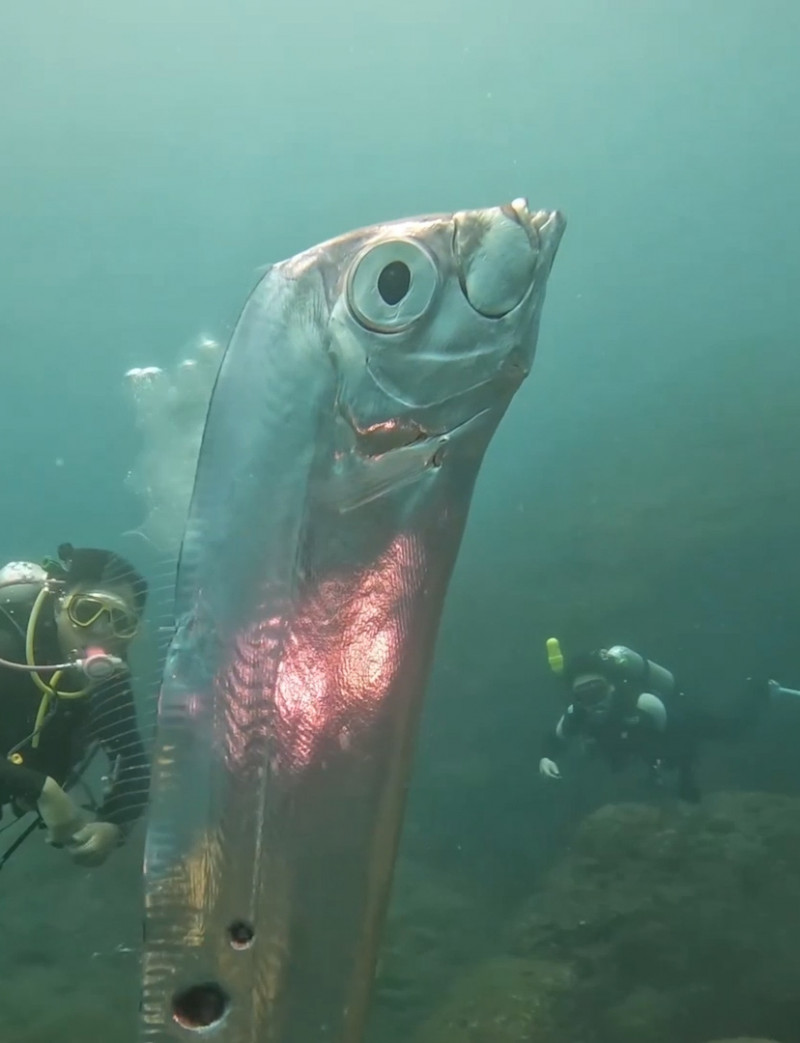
[{"left": 377, "top": 261, "right": 411, "bottom": 305}]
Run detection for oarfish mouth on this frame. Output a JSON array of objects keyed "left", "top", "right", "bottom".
[
  {"left": 453, "top": 198, "right": 565, "bottom": 318},
  {"left": 350, "top": 405, "right": 492, "bottom": 458}
]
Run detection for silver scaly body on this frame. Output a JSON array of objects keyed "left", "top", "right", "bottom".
[{"left": 140, "top": 200, "right": 565, "bottom": 1043}]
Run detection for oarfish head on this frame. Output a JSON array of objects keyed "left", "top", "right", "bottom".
[{"left": 276, "top": 199, "right": 565, "bottom": 458}]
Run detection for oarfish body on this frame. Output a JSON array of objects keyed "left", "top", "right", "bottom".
[{"left": 141, "top": 200, "right": 565, "bottom": 1042}]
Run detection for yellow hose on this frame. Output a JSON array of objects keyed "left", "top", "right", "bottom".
[{"left": 24, "top": 586, "right": 87, "bottom": 749}]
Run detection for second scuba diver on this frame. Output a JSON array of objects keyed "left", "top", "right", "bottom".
[
  {"left": 0, "top": 544, "right": 150, "bottom": 868},
  {"left": 539, "top": 639, "right": 800, "bottom": 802}
]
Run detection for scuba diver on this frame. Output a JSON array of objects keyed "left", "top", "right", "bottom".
[
  {"left": 538, "top": 639, "right": 800, "bottom": 802},
  {"left": 0, "top": 544, "right": 150, "bottom": 869}
]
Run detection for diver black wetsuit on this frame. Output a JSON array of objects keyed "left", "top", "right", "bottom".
[
  {"left": 0, "top": 584, "right": 149, "bottom": 835},
  {"left": 542, "top": 680, "right": 771, "bottom": 803}
]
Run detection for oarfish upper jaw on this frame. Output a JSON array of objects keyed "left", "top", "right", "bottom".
[{"left": 453, "top": 198, "right": 565, "bottom": 321}]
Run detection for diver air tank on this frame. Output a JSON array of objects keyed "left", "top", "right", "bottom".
[{"left": 604, "top": 645, "right": 675, "bottom": 698}]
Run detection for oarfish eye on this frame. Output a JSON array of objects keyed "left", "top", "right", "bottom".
[{"left": 346, "top": 239, "right": 438, "bottom": 333}]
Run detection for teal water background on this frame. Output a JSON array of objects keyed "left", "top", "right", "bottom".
[{"left": 1, "top": 2, "right": 799, "bottom": 1040}]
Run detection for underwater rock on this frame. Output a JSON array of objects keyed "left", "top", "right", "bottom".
[
  {"left": 370, "top": 858, "right": 497, "bottom": 1043},
  {"left": 416, "top": 792, "right": 800, "bottom": 1043},
  {"left": 412, "top": 955, "right": 575, "bottom": 1043}
]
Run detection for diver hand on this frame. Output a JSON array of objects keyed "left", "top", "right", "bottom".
[
  {"left": 36, "top": 776, "right": 88, "bottom": 845},
  {"left": 66, "top": 821, "right": 121, "bottom": 867},
  {"left": 539, "top": 757, "right": 561, "bottom": 780},
  {"left": 768, "top": 679, "right": 800, "bottom": 700}
]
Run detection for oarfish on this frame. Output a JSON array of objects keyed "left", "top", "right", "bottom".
[{"left": 140, "top": 200, "right": 565, "bottom": 1043}]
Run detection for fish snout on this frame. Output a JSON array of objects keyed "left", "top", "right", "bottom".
[{"left": 453, "top": 200, "right": 565, "bottom": 318}]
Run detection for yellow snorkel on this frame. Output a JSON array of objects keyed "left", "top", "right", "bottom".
[{"left": 546, "top": 636, "right": 564, "bottom": 676}]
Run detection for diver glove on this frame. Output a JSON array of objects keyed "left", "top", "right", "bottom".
[
  {"left": 36, "top": 776, "right": 88, "bottom": 845},
  {"left": 65, "top": 821, "right": 121, "bottom": 867},
  {"left": 539, "top": 757, "right": 561, "bottom": 780}
]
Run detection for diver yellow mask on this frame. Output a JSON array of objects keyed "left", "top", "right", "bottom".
[{"left": 63, "top": 591, "right": 139, "bottom": 640}]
